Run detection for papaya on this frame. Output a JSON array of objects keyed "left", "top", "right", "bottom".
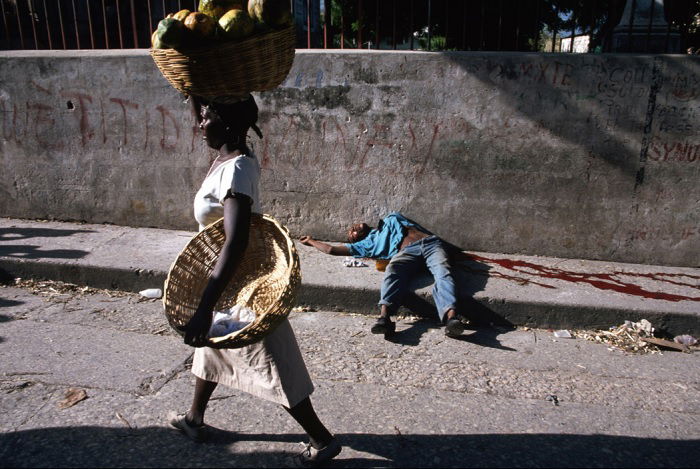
[
  {"left": 219, "top": 9, "right": 255, "bottom": 40},
  {"left": 156, "top": 17, "right": 187, "bottom": 48},
  {"left": 198, "top": 0, "right": 243, "bottom": 21},
  {"left": 172, "top": 9, "right": 191, "bottom": 22},
  {"left": 248, "top": 0, "right": 292, "bottom": 28},
  {"left": 151, "top": 30, "right": 167, "bottom": 49},
  {"left": 184, "top": 12, "right": 219, "bottom": 41}
]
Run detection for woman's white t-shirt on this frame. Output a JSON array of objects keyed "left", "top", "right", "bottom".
[
  {"left": 189, "top": 152, "right": 315, "bottom": 407},
  {"left": 193, "top": 154, "right": 262, "bottom": 230}
]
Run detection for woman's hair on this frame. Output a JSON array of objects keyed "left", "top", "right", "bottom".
[{"left": 201, "top": 95, "right": 263, "bottom": 140}]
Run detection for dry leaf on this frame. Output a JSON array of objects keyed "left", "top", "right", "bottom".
[
  {"left": 58, "top": 387, "right": 88, "bottom": 409},
  {"left": 115, "top": 412, "right": 133, "bottom": 428}
]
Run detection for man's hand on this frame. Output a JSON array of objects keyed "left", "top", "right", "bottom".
[
  {"left": 184, "top": 308, "right": 213, "bottom": 348},
  {"left": 299, "top": 235, "right": 314, "bottom": 246},
  {"left": 299, "top": 235, "right": 351, "bottom": 256}
]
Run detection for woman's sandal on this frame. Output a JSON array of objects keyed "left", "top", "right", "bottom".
[
  {"left": 370, "top": 316, "right": 396, "bottom": 338},
  {"left": 169, "top": 412, "right": 208, "bottom": 443}
]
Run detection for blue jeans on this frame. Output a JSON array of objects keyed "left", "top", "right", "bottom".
[{"left": 379, "top": 236, "right": 457, "bottom": 322}]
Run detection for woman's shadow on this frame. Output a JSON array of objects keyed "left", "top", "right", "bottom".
[{"left": 388, "top": 248, "right": 516, "bottom": 350}]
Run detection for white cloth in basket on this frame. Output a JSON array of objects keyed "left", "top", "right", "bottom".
[{"left": 208, "top": 304, "right": 256, "bottom": 338}]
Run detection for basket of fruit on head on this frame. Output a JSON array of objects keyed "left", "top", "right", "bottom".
[{"left": 150, "top": 0, "right": 295, "bottom": 100}]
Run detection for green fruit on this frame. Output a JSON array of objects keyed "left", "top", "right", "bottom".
[
  {"left": 156, "top": 17, "right": 187, "bottom": 48},
  {"left": 248, "top": 0, "right": 293, "bottom": 28},
  {"left": 219, "top": 9, "right": 255, "bottom": 40},
  {"left": 198, "top": 0, "right": 243, "bottom": 21}
]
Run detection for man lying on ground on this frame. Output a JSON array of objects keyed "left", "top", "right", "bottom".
[{"left": 299, "top": 212, "right": 469, "bottom": 339}]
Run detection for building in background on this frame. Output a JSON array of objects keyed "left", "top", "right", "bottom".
[{"left": 560, "top": 34, "right": 590, "bottom": 53}]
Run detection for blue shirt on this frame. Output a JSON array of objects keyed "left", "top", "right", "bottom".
[{"left": 345, "top": 212, "right": 431, "bottom": 259}]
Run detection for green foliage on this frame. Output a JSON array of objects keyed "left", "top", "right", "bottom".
[{"left": 415, "top": 32, "right": 453, "bottom": 52}]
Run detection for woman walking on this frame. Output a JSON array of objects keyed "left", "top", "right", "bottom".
[{"left": 170, "top": 94, "right": 340, "bottom": 466}]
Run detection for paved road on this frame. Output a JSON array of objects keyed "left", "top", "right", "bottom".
[{"left": 1, "top": 282, "right": 698, "bottom": 467}]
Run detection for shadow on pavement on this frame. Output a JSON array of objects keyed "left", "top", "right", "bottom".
[
  {"left": 0, "top": 426, "right": 697, "bottom": 468},
  {"left": 387, "top": 320, "right": 516, "bottom": 351},
  {"left": 0, "top": 268, "right": 16, "bottom": 285},
  {"left": 0, "top": 227, "right": 93, "bottom": 260},
  {"left": 386, "top": 318, "right": 441, "bottom": 346},
  {"left": 0, "top": 245, "right": 89, "bottom": 260},
  {"left": 0, "top": 227, "right": 95, "bottom": 241},
  {"left": 0, "top": 299, "right": 23, "bottom": 310},
  {"left": 453, "top": 326, "right": 518, "bottom": 351}
]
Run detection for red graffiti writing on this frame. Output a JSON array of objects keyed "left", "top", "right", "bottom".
[
  {"left": 30, "top": 80, "right": 52, "bottom": 95},
  {"left": 109, "top": 97, "right": 139, "bottom": 145},
  {"left": 155, "top": 105, "right": 180, "bottom": 150},
  {"left": 628, "top": 227, "right": 698, "bottom": 242},
  {"left": 61, "top": 91, "right": 94, "bottom": 147},
  {"left": 0, "top": 86, "right": 181, "bottom": 153},
  {"left": 649, "top": 137, "right": 700, "bottom": 163}
]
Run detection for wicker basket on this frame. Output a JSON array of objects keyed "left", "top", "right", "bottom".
[
  {"left": 163, "top": 213, "right": 301, "bottom": 349},
  {"left": 150, "top": 26, "right": 295, "bottom": 99}
]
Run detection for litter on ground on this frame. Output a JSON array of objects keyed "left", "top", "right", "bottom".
[{"left": 575, "top": 319, "right": 698, "bottom": 354}]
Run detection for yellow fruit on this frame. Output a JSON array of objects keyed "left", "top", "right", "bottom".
[
  {"left": 219, "top": 9, "right": 255, "bottom": 40},
  {"left": 151, "top": 30, "right": 167, "bottom": 48},
  {"left": 184, "top": 12, "right": 218, "bottom": 39},
  {"left": 248, "top": 0, "right": 292, "bottom": 28},
  {"left": 173, "top": 9, "right": 190, "bottom": 22},
  {"left": 198, "top": 0, "right": 243, "bottom": 21}
]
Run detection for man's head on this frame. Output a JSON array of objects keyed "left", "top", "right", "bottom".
[{"left": 347, "top": 222, "right": 371, "bottom": 243}]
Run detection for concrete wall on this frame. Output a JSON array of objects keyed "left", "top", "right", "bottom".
[{"left": 1, "top": 50, "right": 699, "bottom": 267}]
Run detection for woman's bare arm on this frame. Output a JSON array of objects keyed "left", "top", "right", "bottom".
[{"left": 184, "top": 195, "right": 252, "bottom": 347}]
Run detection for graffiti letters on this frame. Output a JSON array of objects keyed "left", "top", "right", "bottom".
[{"left": 649, "top": 137, "right": 700, "bottom": 163}]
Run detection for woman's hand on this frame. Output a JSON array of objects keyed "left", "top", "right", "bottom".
[{"left": 184, "top": 308, "right": 213, "bottom": 347}]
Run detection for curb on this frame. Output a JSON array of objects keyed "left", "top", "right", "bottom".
[{"left": 2, "top": 257, "right": 698, "bottom": 337}]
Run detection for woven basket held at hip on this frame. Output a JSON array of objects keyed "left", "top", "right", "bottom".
[
  {"left": 163, "top": 213, "right": 301, "bottom": 349},
  {"left": 150, "top": 26, "right": 295, "bottom": 99}
]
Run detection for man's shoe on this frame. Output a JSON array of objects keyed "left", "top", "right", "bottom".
[
  {"left": 370, "top": 316, "right": 396, "bottom": 338},
  {"left": 444, "top": 317, "right": 466, "bottom": 338},
  {"left": 295, "top": 438, "right": 342, "bottom": 466}
]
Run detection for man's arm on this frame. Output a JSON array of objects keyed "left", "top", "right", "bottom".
[{"left": 299, "top": 236, "right": 351, "bottom": 256}]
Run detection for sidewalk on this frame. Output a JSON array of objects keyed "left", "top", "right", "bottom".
[{"left": 1, "top": 217, "right": 698, "bottom": 336}]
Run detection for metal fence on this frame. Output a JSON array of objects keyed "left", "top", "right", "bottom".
[{"left": 1, "top": 0, "right": 698, "bottom": 53}]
